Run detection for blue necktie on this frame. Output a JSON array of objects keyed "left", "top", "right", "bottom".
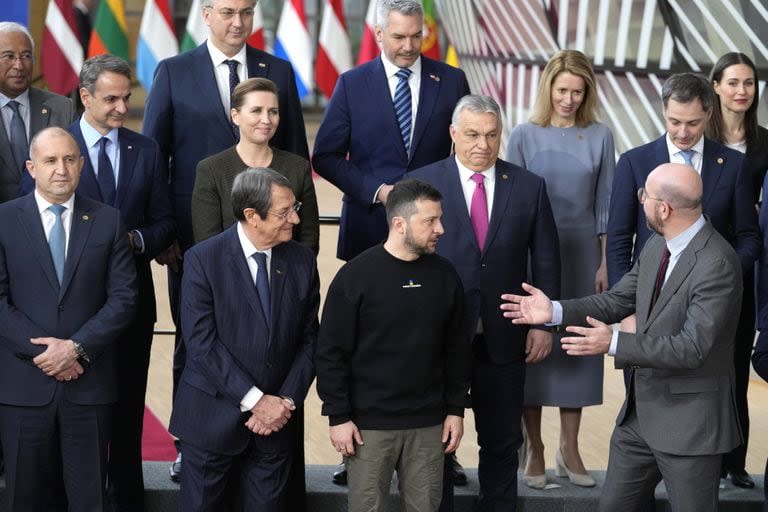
[
  {"left": 679, "top": 149, "right": 695, "bottom": 167},
  {"left": 48, "top": 204, "right": 66, "bottom": 284},
  {"left": 98, "top": 137, "right": 116, "bottom": 205},
  {"left": 224, "top": 60, "right": 240, "bottom": 139},
  {"left": 252, "top": 252, "right": 271, "bottom": 324},
  {"left": 7, "top": 100, "right": 28, "bottom": 172},
  {"left": 394, "top": 68, "right": 413, "bottom": 155}
]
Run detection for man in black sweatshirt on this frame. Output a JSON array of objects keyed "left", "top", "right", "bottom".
[{"left": 316, "top": 179, "right": 472, "bottom": 512}]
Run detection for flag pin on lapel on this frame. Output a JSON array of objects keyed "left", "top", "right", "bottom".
[
  {"left": 430, "top": 74, "right": 440, "bottom": 82},
  {"left": 276, "top": 269, "right": 283, "bottom": 275},
  {"left": 258, "top": 63, "right": 266, "bottom": 68},
  {"left": 82, "top": 215, "right": 89, "bottom": 221},
  {"left": 501, "top": 174, "right": 508, "bottom": 180},
  {"left": 717, "top": 157, "right": 724, "bottom": 164},
  {"left": 127, "top": 146, "right": 133, "bottom": 150},
  {"left": 41, "top": 108, "right": 48, "bottom": 115}
]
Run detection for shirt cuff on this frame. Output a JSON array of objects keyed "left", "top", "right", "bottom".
[
  {"left": 373, "top": 184, "right": 385, "bottom": 204},
  {"left": 240, "top": 386, "right": 264, "bottom": 412},
  {"left": 608, "top": 329, "right": 619, "bottom": 356},
  {"left": 547, "top": 301, "right": 563, "bottom": 326},
  {"left": 132, "top": 230, "right": 146, "bottom": 254}
]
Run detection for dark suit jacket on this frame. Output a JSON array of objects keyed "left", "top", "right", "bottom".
[
  {"left": 312, "top": 55, "right": 470, "bottom": 261},
  {"left": 0, "top": 193, "right": 137, "bottom": 406},
  {"left": 69, "top": 120, "right": 175, "bottom": 322},
  {"left": 411, "top": 158, "right": 560, "bottom": 364},
  {"left": 191, "top": 146, "right": 319, "bottom": 252},
  {"left": 142, "top": 43, "right": 308, "bottom": 250},
  {"left": 2, "top": 88, "right": 75, "bottom": 203},
  {"left": 169, "top": 226, "right": 319, "bottom": 455},
  {"left": 606, "top": 135, "right": 759, "bottom": 286},
  {"left": 563, "top": 222, "right": 742, "bottom": 455}
]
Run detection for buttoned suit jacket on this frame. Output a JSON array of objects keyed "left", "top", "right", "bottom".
[
  {"left": 563, "top": 222, "right": 742, "bottom": 455},
  {"left": 2, "top": 88, "right": 74, "bottom": 203},
  {"left": 0, "top": 193, "right": 137, "bottom": 406},
  {"left": 411, "top": 157, "right": 560, "bottom": 364},
  {"left": 169, "top": 225, "right": 320, "bottom": 455},
  {"left": 606, "top": 135, "right": 759, "bottom": 287},
  {"left": 143, "top": 43, "right": 308, "bottom": 250},
  {"left": 312, "top": 56, "right": 470, "bottom": 261}
]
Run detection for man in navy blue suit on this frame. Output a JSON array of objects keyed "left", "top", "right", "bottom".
[
  {"left": 69, "top": 54, "right": 174, "bottom": 512},
  {"left": 605, "top": 73, "right": 760, "bottom": 490},
  {"left": 170, "top": 168, "right": 319, "bottom": 511},
  {"left": 411, "top": 95, "right": 560, "bottom": 510},
  {"left": 312, "top": 0, "right": 471, "bottom": 263},
  {"left": 142, "top": 0, "right": 308, "bottom": 483},
  {"left": 0, "top": 127, "right": 137, "bottom": 511}
]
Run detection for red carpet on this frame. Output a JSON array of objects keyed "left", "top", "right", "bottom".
[{"left": 141, "top": 406, "right": 177, "bottom": 461}]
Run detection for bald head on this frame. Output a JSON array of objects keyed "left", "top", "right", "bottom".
[{"left": 646, "top": 163, "right": 702, "bottom": 214}]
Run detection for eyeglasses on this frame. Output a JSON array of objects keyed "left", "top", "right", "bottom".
[
  {"left": 268, "top": 201, "right": 302, "bottom": 220},
  {"left": 637, "top": 187, "right": 663, "bottom": 204},
  {"left": 207, "top": 7, "right": 255, "bottom": 20},
  {"left": 0, "top": 52, "right": 33, "bottom": 64}
]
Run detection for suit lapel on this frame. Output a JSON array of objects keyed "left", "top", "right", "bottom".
[
  {"left": 246, "top": 46, "right": 270, "bottom": 79},
  {"left": 28, "top": 88, "right": 51, "bottom": 137},
  {"left": 227, "top": 227, "right": 268, "bottom": 325},
  {"left": 70, "top": 120, "right": 104, "bottom": 202},
  {"left": 115, "top": 128, "right": 137, "bottom": 208},
  {"left": 0, "top": 107, "right": 15, "bottom": 177},
  {"left": 60, "top": 196, "right": 95, "bottom": 297},
  {"left": 191, "top": 44, "right": 233, "bottom": 144},
  {"left": 410, "top": 60, "right": 440, "bottom": 161},
  {"left": 700, "top": 139, "right": 726, "bottom": 207},
  {"left": 366, "top": 59, "right": 408, "bottom": 162},
  {"left": 17, "top": 195, "right": 59, "bottom": 292},
  {"left": 442, "top": 159, "right": 478, "bottom": 252},
  {"left": 484, "top": 162, "right": 516, "bottom": 253}
]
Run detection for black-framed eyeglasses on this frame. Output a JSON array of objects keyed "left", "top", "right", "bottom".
[
  {"left": 268, "top": 201, "right": 302, "bottom": 220},
  {"left": 637, "top": 187, "right": 663, "bottom": 204}
]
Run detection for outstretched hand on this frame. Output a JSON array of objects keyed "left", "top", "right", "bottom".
[{"left": 500, "top": 283, "right": 554, "bottom": 325}]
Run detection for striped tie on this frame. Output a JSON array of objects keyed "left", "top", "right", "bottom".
[{"left": 394, "top": 68, "right": 413, "bottom": 155}]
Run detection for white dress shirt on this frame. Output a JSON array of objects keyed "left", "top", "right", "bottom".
[
  {"left": 34, "top": 191, "right": 75, "bottom": 257},
  {"left": 455, "top": 157, "right": 495, "bottom": 222},
  {"left": 79, "top": 116, "right": 120, "bottom": 185},
  {"left": 207, "top": 40, "right": 248, "bottom": 115},
  {"left": 236, "top": 222, "right": 272, "bottom": 411},
  {"left": 666, "top": 134, "right": 704, "bottom": 174},
  {"left": 380, "top": 53, "right": 421, "bottom": 148}
]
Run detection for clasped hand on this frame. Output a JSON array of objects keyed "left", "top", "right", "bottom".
[
  {"left": 244, "top": 395, "right": 295, "bottom": 436},
  {"left": 31, "top": 337, "right": 84, "bottom": 381}
]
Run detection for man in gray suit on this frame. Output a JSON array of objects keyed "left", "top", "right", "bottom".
[
  {"left": 501, "top": 163, "right": 742, "bottom": 512},
  {"left": 0, "top": 22, "right": 74, "bottom": 203}
]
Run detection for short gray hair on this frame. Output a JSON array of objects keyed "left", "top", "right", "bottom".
[
  {"left": 0, "top": 22, "right": 34, "bottom": 52},
  {"left": 451, "top": 94, "right": 502, "bottom": 130},
  {"left": 201, "top": 0, "right": 256, "bottom": 9},
  {"left": 376, "top": 0, "right": 423, "bottom": 29},
  {"left": 232, "top": 168, "right": 292, "bottom": 221},
  {"left": 80, "top": 54, "right": 132, "bottom": 93},
  {"left": 661, "top": 73, "right": 714, "bottom": 112}
]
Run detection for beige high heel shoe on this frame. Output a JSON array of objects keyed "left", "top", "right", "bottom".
[
  {"left": 555, "top": 448, "right": 596, "bottom": 487},
  {"left": 522, "top": 473, "right": 547, "bottom": 489}
]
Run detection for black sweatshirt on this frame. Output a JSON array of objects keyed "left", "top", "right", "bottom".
[{"left": 316, "top": 245, "right": 472, "bottom": 429}]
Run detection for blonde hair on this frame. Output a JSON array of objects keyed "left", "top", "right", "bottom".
[{"left": 530, "top": 50, "right": 598, "bottom": 127}]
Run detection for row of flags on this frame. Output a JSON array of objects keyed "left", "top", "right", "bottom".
[{"left": 40, "top": 0, "right": 447, "bottom": 99}]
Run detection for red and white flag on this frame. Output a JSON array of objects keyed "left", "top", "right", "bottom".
[
  {"left": 316, "top": 0, "right": 351, "bottom": 98},
  {"left": 42, "top": 0, "right": 83, "bottom": 93},
  {"left": 357, "top": 0, "right": 378, "bottom": 65},
  {"left": 247, "top": 3, "right": 265, "bottom": 49}
]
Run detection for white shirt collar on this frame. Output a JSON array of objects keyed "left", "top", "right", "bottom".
[
  {"left": 666, "top": 214, "right": 706, "bottom": 258},
  {"left": 380, "top": 53, "right": 421, "bottom": 79},
  {"left": 79, "top": 115, "right": 118, "bottom": 149},
  {"left": 0, "top": 88, "right": 29, "bottom": 110},
  {"left": 455, "top": 156, "right": 496, "bottom": 184},
  {"left": 34, "top": 189, "right": 75, "bottom": 215},
  {"left": 236, "top": 222, "right": 272, "bottom": 260},
  {"left": 665, "top": 134, "right": 704, "bottom": 160},
  {"left": 206, "top": 39, "right": 247, "bottom": 67}
]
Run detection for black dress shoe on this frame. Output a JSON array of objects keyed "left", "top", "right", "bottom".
[
  {"left": 332, "top": 464, "right": 347, "bottom": 486},
  {"left": 169, "top": 453, "right": 182, "bottom": 483},
  {"left": 449, "top": 453, "right": 467, "bottom": 486},
  {"left": 729, "top": 469, "right": 755, "bottom": 489}
]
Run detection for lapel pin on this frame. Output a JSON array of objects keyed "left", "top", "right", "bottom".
[
  {"left": 82, "top": 215, "right": 89, "bottom": 221},
  {"left": 276, "top": 269, "right": 283, "bottom": 275},
  {"left": 258, "top": 63, "right": 266, "bottom": 68},
  {"left": 430, "top": 74, "right": 440, "bottom": 82},
  {"left": 501, "top": 174, "right": 508, "bottom": 180},
  {"left": 578, "top": 133, "right": 584, "bottom": 140},
  {"left": 127, "top": 145, "right": 133, "bottom": 150},
  {"left": 41, "top": 108, "right": 48, "bottom": 115},
  {"left": 717, "top": 157, "right": 724, "bottom": 164}
]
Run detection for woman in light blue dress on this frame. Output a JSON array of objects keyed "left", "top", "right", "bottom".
[{"left": 506, "top": 50, "right": 615, "bottom": 488}]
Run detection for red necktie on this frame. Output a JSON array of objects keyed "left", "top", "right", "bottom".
[
  {"left": 470, "top": 173, "right": 489, "bottom": 249},
  {"left": 649, "top": 246, "right": 671, "bottom": 311}
]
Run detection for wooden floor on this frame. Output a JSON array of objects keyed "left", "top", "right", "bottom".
[{"left": 144, "top": 176, "right": 768, "bottom": 473}]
